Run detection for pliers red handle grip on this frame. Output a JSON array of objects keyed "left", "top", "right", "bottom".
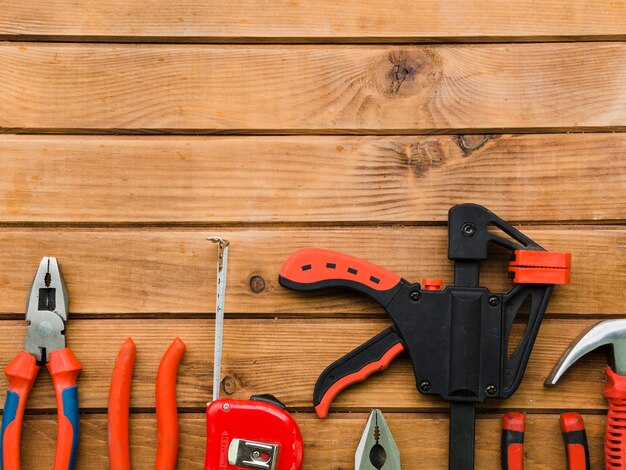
[
  {"left": 1, "top": 257, "right": 81, "bottom": 470},
  {"left": 501, "top": 412, "right": 590, "bottom": 470}
]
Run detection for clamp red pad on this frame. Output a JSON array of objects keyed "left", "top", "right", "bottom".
[{"left": 509, "top": 250, "right": 571, "bottom": 285}]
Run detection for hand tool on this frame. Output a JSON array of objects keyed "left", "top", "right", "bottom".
[
  {"left": 279, "top": 203, "right": 571, "bottom": 470},
  {"left": 501, "top": 412, "right": 590, "bottom": 470},
  {"left": 108, "top": 337, "right": 136, "bottom": 470},
  {"left": 355, "top": 409, "right": 400, "bottom": 470},
  {"left": 1, "top": 256, "right": 81, "bottom": 470},
  {"left": 546, "top": 319, "right": 626, "bottom": 469},
  {"left": 560, "top": 412, "right": 590, "bottom": 470},
  {"left": 501, "top": 412, "right": 524, "bottom": 470},
  {"left": 204, "top": 238, "right": 304, "bottom": 470},
  {"left": 156, "top": 337, "right": 186, "bottom": 470}
]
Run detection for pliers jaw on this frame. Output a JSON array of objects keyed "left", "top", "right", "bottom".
[
  {"left": 355, "top": 409, "right": 400, "bottom": 470},
  {"left": 24, "top": 256, "right": 68, "bottom": 364}
]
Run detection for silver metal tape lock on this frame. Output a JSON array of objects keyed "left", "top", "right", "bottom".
[{"left": 228, "top": 439, "right": 279, "bottom": 470}]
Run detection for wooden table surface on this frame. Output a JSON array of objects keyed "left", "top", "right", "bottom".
[{"left": 1, "top": 2, "right": 625, "bottom": 468}]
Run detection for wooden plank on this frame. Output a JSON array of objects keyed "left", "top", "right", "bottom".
[
  {"left": 1, "top": 134, "right": 624, "bottom": 223},
  {"left": 2, "top": 43, "right": 626, "bottom": 132},
  {"left": 0, "top": 318, "right": 614, "bottom": 412},
  {"left": 0, "top": 227, "right": 622, "bottom": 315},
  {"left": 17, "top": 412, "right": 605, "bottom": 469},
  {"left": 2, "top": 1, "right": 625, "bottom": 43}
]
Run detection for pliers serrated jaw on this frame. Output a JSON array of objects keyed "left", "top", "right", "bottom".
[{"left": 355, "top": 410, "right": 400, "bottom": 470}]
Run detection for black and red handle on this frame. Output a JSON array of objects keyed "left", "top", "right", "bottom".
[
  {"left": 279, "top": 248, "right": 403, "bottom": 308},
  {"left": 313, "top": 328, "right": 404, "bottom": 418},
  {"left": 501, "top": 412, "right": 525, "bottom": 470},
  {"left": 560, "top": 412, "right": 590, "bottom": 470},
  {"left": 279, "top": 248, "right": 406, "bottom": 418}
]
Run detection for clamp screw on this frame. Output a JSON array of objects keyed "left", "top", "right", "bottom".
[
  {"left": 252, "top": 451, "right": 261, "bottom": 459},
  {"left": 419, "top": 380, "right": 431, "bottom": 392},
  {"left": 410, "top": 291, "right": 421, "bottom": 302},
  {"left": 486, "top": 384, "right": 497, "bottom": 396},
  {"left": 461, "top": 223, "right": 476, "bottom": 237},
  {"left": 488, "top": 296, "right": 500, "bottom": 307}
]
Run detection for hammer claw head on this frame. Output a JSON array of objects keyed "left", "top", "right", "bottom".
[{"left": 545, "top": 319, "right": 626, "bottom": 386}]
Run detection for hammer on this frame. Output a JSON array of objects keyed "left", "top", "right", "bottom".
[{"left": 546, "top": 319, "right": 626, "bottom": 469}]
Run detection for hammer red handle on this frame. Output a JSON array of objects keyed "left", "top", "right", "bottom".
[{"left": 605, "top": 367, "right": 626, "bottom": 469}]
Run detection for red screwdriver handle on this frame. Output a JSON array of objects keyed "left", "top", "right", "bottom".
[
  {"left": 605, "top": 367, "right": 626, "bottom": 469},
  {"left": 48, "top": 348, "right": 82, "bottom": 470},
  {"left": 1, "top": 352, "right": 40, "bottom": 470}
]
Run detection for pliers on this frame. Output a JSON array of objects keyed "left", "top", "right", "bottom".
[
  {"left": 1, "top": 257, "right": 81, "bottom": 470},
  {"left": 355, "top": 409, "right": 400, "bottom": 470}
]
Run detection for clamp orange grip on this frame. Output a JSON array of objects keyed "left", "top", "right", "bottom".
[
  {"left": 156, "top": 338, "right": 186, "bottom": 470},
  {"left": 280, "top": 248, "right": 401, "bottom": 291},
  {"left": 1, "top": 352, "right": 40, "bottom": 470},
  {"left": 604, "top": 367, "right": 626, "bottom": 469},
  {"left": 108, "top": 338, "right": 136, "bottom": 470},
  {"left": 48, "top": 348, "right": 82, "bottom": 470}
]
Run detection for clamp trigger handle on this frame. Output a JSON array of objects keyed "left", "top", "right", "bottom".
[{"left": 313, "top": 328, "right": 404, "bottom": 418}]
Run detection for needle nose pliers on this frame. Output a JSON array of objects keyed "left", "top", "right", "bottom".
[{"left": 1, "top": 257, "right": 81, "bottom": 470}]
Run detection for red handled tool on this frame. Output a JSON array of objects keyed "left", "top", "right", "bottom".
[
  {"left": 156, "top": 337, "right": 186, "bottom": 470},
  {"left": 546, "top": 319, "right": 626, "bottom": 469},
  {"left": 204, "top": 238, "right": 304, "bottom": 470},
  {"left": 560, "top": 412, "right": 590, "bottom": 470},
  {"left": 1, "top": 257, "right": 81, "bottom": 470},
  {"left": 501, "top": 412, "right": 590, "bottom": 470},
  {"left": 279, "top": 204, "right": 571, "bottom": 470},
  {"left": 108, "top": 337, "right": 136, "bottom": 470},
  {"left": 501, "top": 413, "right": 525, "bottom": 470}
]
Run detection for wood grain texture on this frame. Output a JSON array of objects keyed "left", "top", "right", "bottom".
[
  {"left": 0, "top": 318, "right": 614, "bottom": 412},
  {"left": 2, "top": 43, "right": 626, "bottom": 132},
  {"left": 2, "top": 1, "right": 625, "bottom": 43},
  {"left": 16, "top": 413, "right": 606, "bottom": 469},
  {"left": 1, "top": 134, "right": 624, "bottom": 223},
  {"left": 0, "top": 227, "right": 622, "bottom": 315}
]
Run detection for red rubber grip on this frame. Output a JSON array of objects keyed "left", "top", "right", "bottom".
[
  {"left": 315, "top": 342, "right": 404, "bottom": 419},
  {"left": 280, "top": 248, "right": 401, "bottom": 291},
  {"left": 560, "top": 412, "right": 589, "bottom": 470},
  {"left": 502, "top": 412, "right": 525, "bottom": 470},
  {"left": 2, "top": 352, "right": 40, "bottom": 470},
  {"left": 108, "top": 338, "right": 136, "bottom": 470},
  {"left": 604, "top": 367, "right": 626, "bottom": 469},
  {"left": 156, "top": 338, "right": 186, "bottom": 470},
  {"left": 48, "top": 348, "right": 82, "bottom": 470}
]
